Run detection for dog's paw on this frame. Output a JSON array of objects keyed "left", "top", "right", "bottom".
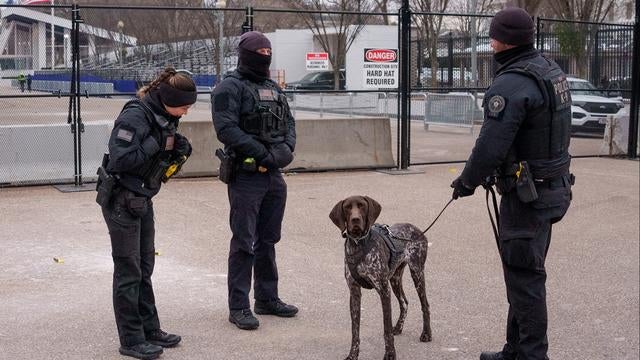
[
  {"left": 420, "top": 332, "right": 432, "bottom": 342},
  {"left": 383, "top": 352, "right": 397, "bottom": 360},
  {"left": 392, "top": 326, "right": 403, "bottom": 335},
  {"left": 344, "top": 354, "right": 358, "bottom": 360}
]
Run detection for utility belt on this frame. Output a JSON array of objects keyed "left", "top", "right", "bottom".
[
  {"left": 215, "top": 148, "right": 269, "bottom": 184},
  {"left": 491, "top": 161, "right": 575, "bottom": 203},
  {"left": 96, "top": 152, "right": 186, "bottom": 206}
]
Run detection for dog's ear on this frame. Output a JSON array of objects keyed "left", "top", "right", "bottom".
[
  {"left": 329, "top": 200, "right": 346, "bottom": 231},
  {"left": 364, "top": 196, "right": 382, "bottom": 227}
]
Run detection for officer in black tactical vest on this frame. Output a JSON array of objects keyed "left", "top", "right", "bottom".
[
  {"left": 450, "top": 7, "right": 573, "bottom": 360},
  {"left": 211, "top": 31, "right": 298, "bottom": 330},
  {"left": 98, "top": 67, "right": 196, "bottom": 359}
]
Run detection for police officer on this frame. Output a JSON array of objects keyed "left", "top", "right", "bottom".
[
  {"left": 450, "top": 8, "right": 573, "bottom": 360},
  {"left": 211, "top": 31, "right": 298, "bottom": 330},
  {"left": 101, "top": 67, "right": 196, "bottom": 359}
]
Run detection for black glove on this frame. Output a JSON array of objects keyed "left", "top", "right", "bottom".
[
  {"left": 174, "top": 132, "right": 192, "bottom": 157},
  {"left": 261, "top": 143, "right": 294, "bottom": 169},
  {"left": 451, "top": 178, "right": 475, "bottom": 200}
]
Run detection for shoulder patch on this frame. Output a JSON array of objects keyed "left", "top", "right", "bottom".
[
  {"left": 214, "top": 92, "right": 229, "bottom": 112},
  {"left": 116, "top": 128, "right": 134, "bottom": 142},
  {"left": 488, "top": 95, "right": 506, "bottom": 113}
]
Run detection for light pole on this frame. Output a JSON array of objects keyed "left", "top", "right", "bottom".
[
  {"left": 216, "top": 0, "right": 227, "bottom": 81},
  {"left": 117, "top": 20, "right": 124, "bottom": 67},
  {"left": 63, "top": 33, "right": 70, "bottom": 68}
]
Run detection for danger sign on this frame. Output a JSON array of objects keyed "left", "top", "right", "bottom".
[
  {"left": 363, "top": 48, "right": 398, "bottom": 88},
  {"left": 306, "top": 52, "right": 329, "bottom": 71}
]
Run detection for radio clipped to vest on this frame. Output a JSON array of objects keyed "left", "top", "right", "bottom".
[{"left": 239, "top": 84, "right": 288, "bottom": 144}]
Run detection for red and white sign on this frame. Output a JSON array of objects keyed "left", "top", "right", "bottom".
[
  {"left": 364, "top": 48, "right": 397, "bottom": 63},
  {"left": 363, "top": 48, "right": 398, "bottom": 89},
  {"left": 306, "top": 52, "right": 329, "bottom": 71}
]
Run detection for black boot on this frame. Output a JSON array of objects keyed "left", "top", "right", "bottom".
[
  {"left": 254, "top": 298, "right": 299, "bottom": 317},
  {"left": 119, "top": 342, "right": 163, "bottom": 360},
  {"left": 229, "top": 309, "right": 260, "bottom": 330},
  {"left": 146, "top": 329, "right": 181, "bottom": 348},
  {"left": 480, "top": 351, "right": 517, "bottom": 360}
]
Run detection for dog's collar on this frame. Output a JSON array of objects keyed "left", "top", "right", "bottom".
[{"left": 342, "top": 228, "right": 371, "bottom": 245}]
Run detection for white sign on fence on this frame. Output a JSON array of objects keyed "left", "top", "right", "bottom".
[
  {"left": 362, "top": 48, "right": 398, "bottom": 89},
  {"left": 306, "top": 52, "right": 329, "bottom": 71}
]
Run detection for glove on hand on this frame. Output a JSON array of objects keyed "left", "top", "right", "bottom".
[
  {"left": 174, "top": 132, "right": 192, "bottom": 157},
  {"left": 261, "top": 143, "right": 293, "bottom": 169},
  {"left": 451, "top": 177, "right": 475, "bottom": 200}
]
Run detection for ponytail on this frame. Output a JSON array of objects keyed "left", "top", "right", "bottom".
[{"left": 137, "top": 67, "right": 195, "bottom": 98}]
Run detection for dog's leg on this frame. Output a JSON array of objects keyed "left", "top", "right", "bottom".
[
  {"left": 390, "top": 264, "right": 408, "bottom": 335},
  {"left": 345, "top": 284, "right": 362, "bottom": 360},
  {"left": 409, "top": 262, "right": 432, "bottom": 342},
  {"left": 377, "top": 284, "right": 396, "bottom": 360}
]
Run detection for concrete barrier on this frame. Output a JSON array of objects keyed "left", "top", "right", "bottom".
[
  {"left": 176, "top": 116, "right": 395, "bottom": 176},
  {"left": 0, "top": 115, "right": 395, "bottom": 185}
]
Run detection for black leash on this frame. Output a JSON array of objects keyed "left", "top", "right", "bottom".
[
  {"left": 484, "top": 185, "right": 501, "bottom": 251},
  {"left": 421, "top": 198, "right": 454, "bottom": 234}
]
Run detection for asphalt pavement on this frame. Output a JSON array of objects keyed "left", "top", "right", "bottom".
[{"left": 0, "top": 157, "right": 638, "bottom": 360}]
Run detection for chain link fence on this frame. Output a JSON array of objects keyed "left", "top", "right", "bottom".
[{"left": 0, "top": 3, "right": 637, "bottom": 186}]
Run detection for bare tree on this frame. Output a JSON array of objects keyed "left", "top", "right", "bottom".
[
  {"left": 546, "top": 0, "right": 615, "bottom": 78},
  {"left": 504, "top": 0, "right": 546, "bottom": 16},
  {"left": 285, "top": 0, "right": 375, "bottom": 89},
  {"left": 411, "top": 0, "right": 451, "bottom": 87}
]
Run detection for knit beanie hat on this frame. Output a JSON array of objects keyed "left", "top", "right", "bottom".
[{"left": 489, "top": 7, "right": 535, "bottom": 46}]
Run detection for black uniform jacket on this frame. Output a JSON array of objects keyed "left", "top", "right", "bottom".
[
  {"left": 211, "top": 70, "right": 296, "bottom": 163},
  {"left": 106, "top": 90, "right": 183, "bottom": 197},
  {"left": 461, "top": 47, "right": 547, "bottom": 188}
]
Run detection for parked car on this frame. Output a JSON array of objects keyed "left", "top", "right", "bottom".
[
  {"left": 285, "top": 70, "right": 346, "bottom": 91},
  {"left": 420, "top": 67, "right": 473, "bottom": 85},
  {"left": 568, "top": 76, "right": 624, "bottom": 135}
]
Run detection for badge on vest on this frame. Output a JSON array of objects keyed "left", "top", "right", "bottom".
[
  {"left": 165, "top": 135, "right": 174, "bottom": 150},
  {"left": 487, "top": 95, "right": 506, "bottom": 119},
  {"left": 258, "top": 89, "right": 276, "bottom": 101}
]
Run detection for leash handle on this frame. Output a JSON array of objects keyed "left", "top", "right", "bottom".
[
  {"left": 485, "top": 186, "right": 501, "bottom": 250},
  {"left": 422, "top": 198, "right": 454, "bottom": 234}
]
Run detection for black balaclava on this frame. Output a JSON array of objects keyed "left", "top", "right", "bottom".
[{"left": 237, "top": 31, "right": 272, "bottom": 82}]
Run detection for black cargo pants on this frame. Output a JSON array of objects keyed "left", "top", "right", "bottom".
[
  {"left": 227, "top": 170, "right": 287, "bottom": 310},
  {"left": 497, "top": 176, "right": 572, "bottom": 360},
  {"left": 102, "top": 188, "right": 160, "bottom": 346}
]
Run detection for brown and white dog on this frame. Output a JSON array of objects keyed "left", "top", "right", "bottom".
[{"left": 329, "top": 195, "right": 432, "bottom": 360}]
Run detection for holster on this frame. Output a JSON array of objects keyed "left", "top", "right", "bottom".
[
  {"left": 215, "top": 148, "right": 235, "bottom": 184},
  {"left": 515, "top": 161, "right": 539, "bottom": 203},
  {"left": 96, "top": 166, "right": 116, "bottom": 207}
]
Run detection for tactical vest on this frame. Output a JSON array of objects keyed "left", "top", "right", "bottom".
[
  {"left": 120, "top": 99, "right": 177, "bottom": 190},
  {"left": 498, "top": 56, "right": 572, "bottom": 161},
  {"left": 238, "top": 79, "right": 289, "bottom": 144}
]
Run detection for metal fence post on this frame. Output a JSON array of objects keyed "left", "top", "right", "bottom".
[
  {"left": 242, "top": 6, "right": 253, "bottom": 33},
  {"left": 447, "top": 32, "right": 453, "bottom": 88},
  {"left": 536, "top": 17, "right": 541, "bottom": 51},
  {"left": 628, "top": 3, "right": 639, "bottom": 158},
  {"left": 399, "top": 0, "right": 410, "bottom": 169}
]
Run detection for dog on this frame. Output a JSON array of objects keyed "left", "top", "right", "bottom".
[{"left": 329, "top": 195, "right": 432, "bottom": 360}]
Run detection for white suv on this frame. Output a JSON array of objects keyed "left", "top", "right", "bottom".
[{"left": 568, "top": 77, "right": 624, "bottom": 135}]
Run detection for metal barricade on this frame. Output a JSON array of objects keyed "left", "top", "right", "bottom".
[{"left": 423, "top": 92, "right": 477, "bottom": 133}]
